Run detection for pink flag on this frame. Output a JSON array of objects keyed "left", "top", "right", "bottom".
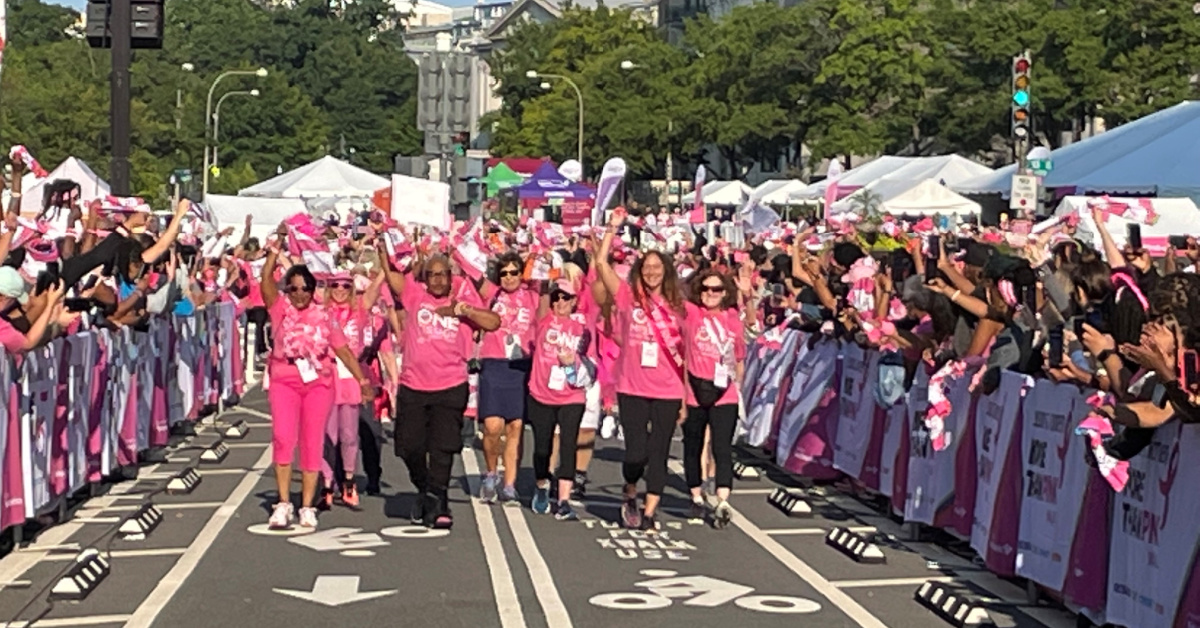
[
  {"left": 823, "top": 159, "right": 844, "bottom": 219},
  {"left": 689, "top": 165, "right": 706, "bottom": 224}
]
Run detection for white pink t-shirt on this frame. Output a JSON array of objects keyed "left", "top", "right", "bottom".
[
  {"left": 399, "top": 275, "right": 484, "bottom": 392},
  {"left": 327, "top": 300, "right": 368, "bottom": 404},
  {"left": 479, "top": 285, "right": 539, "bottom": 360},
  {"left": 267, "top": 297, "right": 349, "bottom": 387},
  {"left": 683, "top": 302, "right": 746, "bottom": 407},
  {"left": 528, "top": 312, "right": 590, "bottom": 406},
  {"left": 614, "top": 283, "right": 684, "bottom": 401}
]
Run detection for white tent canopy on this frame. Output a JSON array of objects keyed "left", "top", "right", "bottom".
[
  {"left": 831, "top": 178, "right": 981, "bottom": 217},
  {"left": 753, "top": 179, "right": 808, "bottom": 205},
  {"left": 238, "top": 155, "right": 389, "bottom": 199},
  {"left": 681, "top": 180, "right": 752, "bottom": 206},
  {"left": 792, "top": 154, "right": 992, "bottom": 201},
  {"left": 17, "top": 157, "right": 110, "bottom": 216},
  {"left": 206, "top": 194, "right": 310, "bottom": 244},
  {"left": 1053, "top": 196, "right": 1200, "bottom": 256}
]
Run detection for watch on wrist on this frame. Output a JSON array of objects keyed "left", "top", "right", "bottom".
[{"left": 1097, "top": 348, "right": 1116, "bottom": 363}]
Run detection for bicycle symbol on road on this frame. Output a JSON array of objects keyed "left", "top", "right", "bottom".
[{"left": 589, "top": 569, "right": 823, "bottom": 614}]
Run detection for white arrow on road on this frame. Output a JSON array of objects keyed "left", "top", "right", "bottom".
[{"left": 274, "top": 576, "right": 397, "bottom": 607}]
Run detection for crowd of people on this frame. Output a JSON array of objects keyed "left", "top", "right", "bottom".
[{"left": 4, "top": 150, "right": 1198, "bottom": 537}]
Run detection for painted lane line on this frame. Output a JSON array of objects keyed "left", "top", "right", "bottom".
[
  {"left": 225, "top": 442, "right": 270, "bottom": 449},
  {"left": 123, "top": 446, "right": 274, "bottom": 628},
  {"left": 42, "top": 548, "right": 188, "bottom": 561},
  {"left": 727, "top": 488, "right": 778, "bottom": 495},
  {"left": 461, "top": 448, "right": 528, "bottom": 628},
  {"left": 667, "top": 460, "right": 890, "bottom": 628},
  {"left": 6, "top": 613, "right": 132, "bottom": 627},
  {"left": 764, "top": 526, "right": 877, "bottom": 536},
  {"left": 94, "top": 501, "right": 225, "bottom": 513},
  {"left": 499, "top": 488, "right": 573, "bottom": 627},
  {"left": 832, "top": 576, "right": 955, "bottom": 589},
  {"left": 227, "top": 407, "right": 273, "bottom": 421}
]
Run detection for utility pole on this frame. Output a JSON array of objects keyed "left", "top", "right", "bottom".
[{"left": 110, "top": 0, "right": 132, "bottom": 195}]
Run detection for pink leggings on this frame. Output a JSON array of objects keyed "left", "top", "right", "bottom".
[
  {"left": 268, "top": 379, "right": 334, "bottom": 472},
  {"left": 322, "top": 404, "right": 360, "bottom": 485}
]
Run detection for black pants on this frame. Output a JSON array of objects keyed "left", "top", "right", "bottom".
[
  {"left": 618, "top": 394, "right": 680, "bottom": 496},
  {"left": 246, "top": 306, "right": 269, "bottom": 356},
  {"left": 682, "top": 403, "right": 739, "bottom": 490},
  {"left": 358, "top": 404, "right": 384, "bottom": 484},
  {"left": 527, "top": 396, "right": 584, "bottom": 483},
  {"left": 394, "top": 384, "right": 468, "bottom": 495}
]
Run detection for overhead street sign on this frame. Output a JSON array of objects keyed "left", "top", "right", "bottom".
[{"left": 1009, "top": 174, "right": 1038, "bottom": 211}]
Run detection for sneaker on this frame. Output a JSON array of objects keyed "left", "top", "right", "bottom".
[
  {"left": 713, "top": 500, "right": 733, "bottom": 529},
  {"left": 480, "top": 473, "right": 499, "bottom": 504},
  {"left": 639, "top": 514, "right": 659, "bottom": 533},
  {"left": 422, "top": 493, "right": 441, "bottom": 528},
  {"left": 621, "top": 497, "right": 643, "bottom": 529},
  {"left": 298, "top": 506, "right": 318, "bottom": 528},
  {"left": 268, "top": 502, "right": 294, "bottom": 529},
  {"left": 365, "top": 478, "right": 382, "bottom": 496},
  {"left": 532, "top": 486, "right": 551, "bottom": 514},
  {"left": 499, "top": 485, "right": 519, "bottom": 506},
  {"left": 689, "top": 498, "right": 707, "bottom": 520},
  {"left": 410, "top": 494, "right": 426, "bottom": 524},
  {"left": 555, "top": 501, "right": 578, "bottom": 521},
  {"left": 599, "top": 415, "right": 617, "bottom": 440},
  {"left": 319, "top": 489, "right": 334, "bottom": 511},
  {"left": 430, "top": 492, "right": 452, "bottom": 529},
  {"left": 342, "top": 483, "right": 360, "bottom": 508}
]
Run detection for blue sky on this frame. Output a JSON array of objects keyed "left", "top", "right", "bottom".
[{"left": 54, "top": 0, "right": 481, "bottom": 11}]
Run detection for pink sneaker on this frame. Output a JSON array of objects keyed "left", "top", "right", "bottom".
[{"left": 268, "top": 502, "right": 294, "bottom": 529}]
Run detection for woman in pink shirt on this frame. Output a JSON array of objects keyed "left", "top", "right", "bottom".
[
  {"left": 261, "top": 233, "right": 373, "bottom": 530},
  {"left": 379, "top": 253, "right": 500, "bottom": 529},
  {"left": 476, "top": 251, "right": 539, "bottom": 505},
  {"left": 595, "top": 209, "right": 686, "bottom": 532},
  {"left": 320, "top": 269, "right": 384, "bottom": 509},
  {"left": 681, "top": 268, "right": 746, "bottom": 528},
  {"left": 526, "top": 278, "right": 594, "bottom": 520}
]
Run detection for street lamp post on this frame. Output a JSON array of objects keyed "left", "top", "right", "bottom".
[
  {"left": 203, "top": 67, "right": 268, "bottom": 198},
  {"left": 527, "top": 69, "right": 583, "bottom": 171},
  {"left": 212, "top": 89, "right": 261, "bottom": 174}
]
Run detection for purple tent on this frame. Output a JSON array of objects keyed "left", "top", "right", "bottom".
[{"left": 514, "top": 162, "right": 595, "bottom": 199}]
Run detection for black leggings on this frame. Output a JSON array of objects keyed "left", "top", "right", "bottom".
[
  {"left": 394, "top": 384, "right": 468, "bottom": 495},
  {"left": 618, "top": 394, "right": 680, "bottom": 496},
  {"left": 527, "top": 396, "right": 584, "bottom": 483},
  {"left": 682, "top": 403, "right": 739, "bottom": 490},
  {"left": 246, "top": 306, "right": 270, "bottom": 356}
]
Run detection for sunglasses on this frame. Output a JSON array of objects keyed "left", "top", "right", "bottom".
[
  {"left": 551, "top": 291, "right": 575, "bottom": 303},
  {"left": 701, "top": 285, "right": 726, "bottom": 294},
  {"left": 498, "top": 269, "right": 521, "bottom": 278},
  {"left": 427, "top": 270, "right": 451, "bottom": 278},
  {"left": 285, "top": 285, "right": 312, "bottom": 294},
  {"left": 330, "top": 281, "right": 352, "bottom": 290}
]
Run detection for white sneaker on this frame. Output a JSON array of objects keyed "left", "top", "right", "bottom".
[
  {"left": 268, "top": 502, "right": 294, "bottom": 529},
  {"left": 599, "top": 414, "right": 617, "bottom": 440},
  {"left": 298, "top": 506, "right": 319, "bottom": 528}
]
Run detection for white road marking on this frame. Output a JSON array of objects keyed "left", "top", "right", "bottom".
[
  {"left": 225, "top": 442, "right": 270, "bottom": 449},
  {"left": 500, "top": 493, "right": 574, "bottom": 627},
  {"left": 6, "top": 613, "right": 131, "bottom": 627},
  {"left": 95, "top": 501, "right": 225, "bottom": 513},
  {"left": 832, "top": 576, "right": 955, "bottom": 589},
  {"left": 667, "top": 460, "right": 890, "bottom": 628},
  {"left": 42, "top": 548, "right": 188, "bottom": 561},
  {"left": 763, "top": 526, "right": 877, "bottom": 536},
  {"left": 461, "top": 448, "right": 528, "bottom": 628},
  {"left": 728, "top": 488, "right": 779, "bottom": 495},
  {"left": 228, "top": 407, "right": 273, "bottom": 421},
  {"left": 123, "top": 446, "right": 273, "bottom": 628}
]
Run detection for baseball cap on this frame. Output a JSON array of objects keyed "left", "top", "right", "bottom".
[{"left": 0, "top": 267, "right": 29, "bottom": 304}]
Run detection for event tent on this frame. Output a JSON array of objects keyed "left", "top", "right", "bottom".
[
  {"left": 791, "top": 156, "right": 911, "bottom": 200},
  {"left": 751, "top": 179, "right": 808, "bottom": 206},
  {"left": 206, "top": 194, "right": 310, "bottom": 243},
  {"left": 238, "top": 155, "right": 389, "bottom": 199},
  {"left": 681, "top": 180, "right": 752, "bottom": 206},
  {"left": 1051, "top": 196, "right": 1200, "bottom": 256},
  {"left": 953, "top": 101, "right": 1200, "bottom": 203},
  {"left": 513, "top": 162, "right": 594, "bottom": 199},
  {"left": 792, "top": 154, "right": 991, "bottom": 202},
  {"left": 18, "top": 157, "right": 110, "bottom": 216},
  {"left": 831, "top": 178, "right": 980, "bottom": 217},
  {"left": 477, "top": 162, "right": 524, "bottom": 197}
]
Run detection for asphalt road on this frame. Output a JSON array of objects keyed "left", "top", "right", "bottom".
[{"left": 0, "top": 387, "right": 1081, "bottom": 628}]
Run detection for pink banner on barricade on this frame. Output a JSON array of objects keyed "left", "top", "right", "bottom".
[
  {"left": 1105, "top": 423, "right": 1200, "bottom": 628},
  {"left": 969, "top": 372, "right": 1027, "bottom": 576},
  {"left": 776, "top": 338, "right": 840, "bottom": 479},
  {"left": 738, "top": 328, "right": 802, "bottom": 449},
  {"left": 877, "top": 403, "right": 906, "bottom": 505}
]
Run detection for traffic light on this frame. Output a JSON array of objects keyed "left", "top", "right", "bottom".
[{"left": 1011, "top": 54, "right": 1032, "bottom": 138}]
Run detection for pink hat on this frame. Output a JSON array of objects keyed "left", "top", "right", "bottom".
[{"left": 553, "top": 278, "right": 577, "bottom": 296}]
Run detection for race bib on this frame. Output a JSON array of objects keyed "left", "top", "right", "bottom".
[
  {"left": 505, "top": 335, "right": 524, "bottom": 360},
  {"left": 336, "top": 358, "right": 353, "bottom": 380},
  {"left": 713, "top": 362, "right": 730, "bottom": 389},
  {"left": 295, "top": 358, "right": 318, "bottom": 384},
  {"left": 641, "top": 341, "right": 659, "bottom": 368},
  {"left": 548, "top": 365, "right": 567, "bottom": 391}
]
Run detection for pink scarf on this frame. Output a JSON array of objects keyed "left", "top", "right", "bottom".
[
  {"left": 641, "top": 292, "right": 684, "bottom": 381},
  {"left": 276, "top": 300, "right": 334, "bottom": 371},
  {"left": 1075, "top": 391, "right": 1131, "bottom": 492}
]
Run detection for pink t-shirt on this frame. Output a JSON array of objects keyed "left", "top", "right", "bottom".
[
  {"left": 0, "top": 319, "right": 26, "bottom": 356},
  {"left": 327, "top": 300, "right": 368, "bottom": 404},
  {"left": 479, "top": 285, "right": 539, "bottom": 360},
  {"left": 683, "top": 302, "right": 746, "bottom": 407},
  {"left": 399, "top": 276, "right": 484, "bottom": 392},
  {"left": 614, "top": 283, "right": 684, "bottom": 401},
  {"left": 267, "top": 298, "right": 349, "bottom": 386},
  {"left": 528, "top": 312, "right": 590, "bottom": 406}
]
